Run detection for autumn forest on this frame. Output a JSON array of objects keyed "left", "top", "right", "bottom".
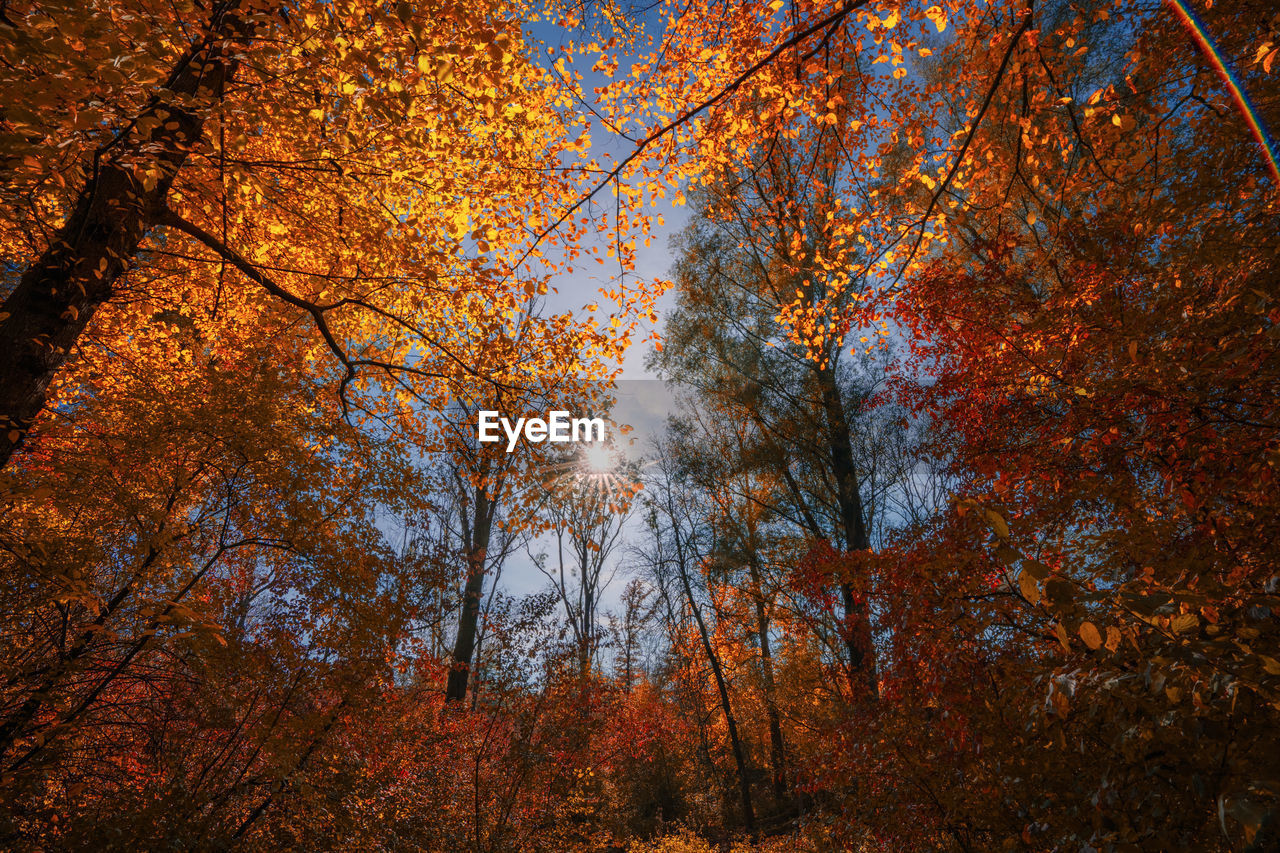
[{"left": 1, "top": 0, "right": 1278, "bottom": 849}]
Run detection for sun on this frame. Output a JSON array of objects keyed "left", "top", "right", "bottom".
[{"left": 581, "top": 442, "right": 613, "bottom": 476}]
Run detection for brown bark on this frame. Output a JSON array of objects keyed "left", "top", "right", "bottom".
[
  {"left": 748, "top": 556, "right": 788, "bottom": 803},
  {"left": 816, "top": 365, "right": 879, "bottom": 698},
  {"left": 667, "top": 500, "right": 757, "bottom": 837},
  {"left": 446, "top": 482, "right": 494, "bottom": 703},
  {"left": 0, "top": 3, "right": 247, "bottom": 469}
]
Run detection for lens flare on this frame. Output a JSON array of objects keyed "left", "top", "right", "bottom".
[{"left": 582, "top": 442, "right": 613, "bottom": 475}]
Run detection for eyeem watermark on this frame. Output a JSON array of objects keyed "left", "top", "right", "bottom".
[{"left": 478, "top": 410, "right": 606, "bottom": 453}]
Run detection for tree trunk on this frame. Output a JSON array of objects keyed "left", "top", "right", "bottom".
[
  {"left": 0, "top": 4, "right": 246, "bottom": 469},
  {"left": 579, "top": 580, "right": 594, "bottom": 679},
  {"left": 669, "top": 515, "right": 757, "bottom": 837},
  {"left": 446, "top": 485, "right": 493, "bottom": 703},
  {"left": 749, "top": 558, "right": 788, "bottom": 803},
  {"left": 816, "top": 366, "right": 879, "bottom": 698}
]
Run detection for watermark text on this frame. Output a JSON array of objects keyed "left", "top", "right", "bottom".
[{"left": 478, "top": 410, "right": 606, "bottom": 452}]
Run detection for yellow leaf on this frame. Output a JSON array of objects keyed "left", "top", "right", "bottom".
[
  {"left": 1079, "top": 621, "right": 1102, "bottom": 650},
  {"left": 985, "top": 508, "right": 1010, "bottom": 539},
  {"left": 924, "top": 5, "right": 947, "bottom": 33},
  {"left": 1054, "top": 621, "right": 1070, "bottom": 652},
  {"left": 1018, "top": 570, "right": 1040, "bottom": 605}
]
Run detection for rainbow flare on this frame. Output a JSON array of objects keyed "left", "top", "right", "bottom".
[{"left": 1164, "top": 0, "right": 1280, "bottom": 186}]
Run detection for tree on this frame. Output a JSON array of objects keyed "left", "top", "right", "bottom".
[
  {"left": 0, "top": 0, "right": 645, "bottom": 470},
  {"left": 640, "top": 438, "right": 759, "bottom": 838},
  {"left": 608, "top": 578, "right": 658, "bottom": 692},
  {"left": 772, "top": 0, "right": 1280, "bottom": 846},
  {"left": 535, "top": 442, "right": 639, "bottom": 680},
  {"left": 439, "top": 418, "right": 513, "bottom": 704},
  {"left": 0, "top": 289, "right": 429, "bottom": 847},
  {"left": 5, "top": 0, "right": 1280, "bottom": 848},
  {"left": 655, "top": 173, "right": 905, "bottom": 697}
]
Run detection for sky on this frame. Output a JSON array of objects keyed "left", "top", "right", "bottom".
[
  {"left": 487, "top": 12, "right": 695, "bottom": 625},
  {"left": 522, "top": 2, "right": 700, "bottom": 379},
  {"left": 494, "top": 231, "right": 690, "bottom": 618}
]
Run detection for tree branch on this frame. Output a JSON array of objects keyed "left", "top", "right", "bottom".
[
  {"left": 516, "top": 0, "right": 869, "bottom": 271},
  {"left": 896, "top": 4, "right": 1036, "bottom": 283}
]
